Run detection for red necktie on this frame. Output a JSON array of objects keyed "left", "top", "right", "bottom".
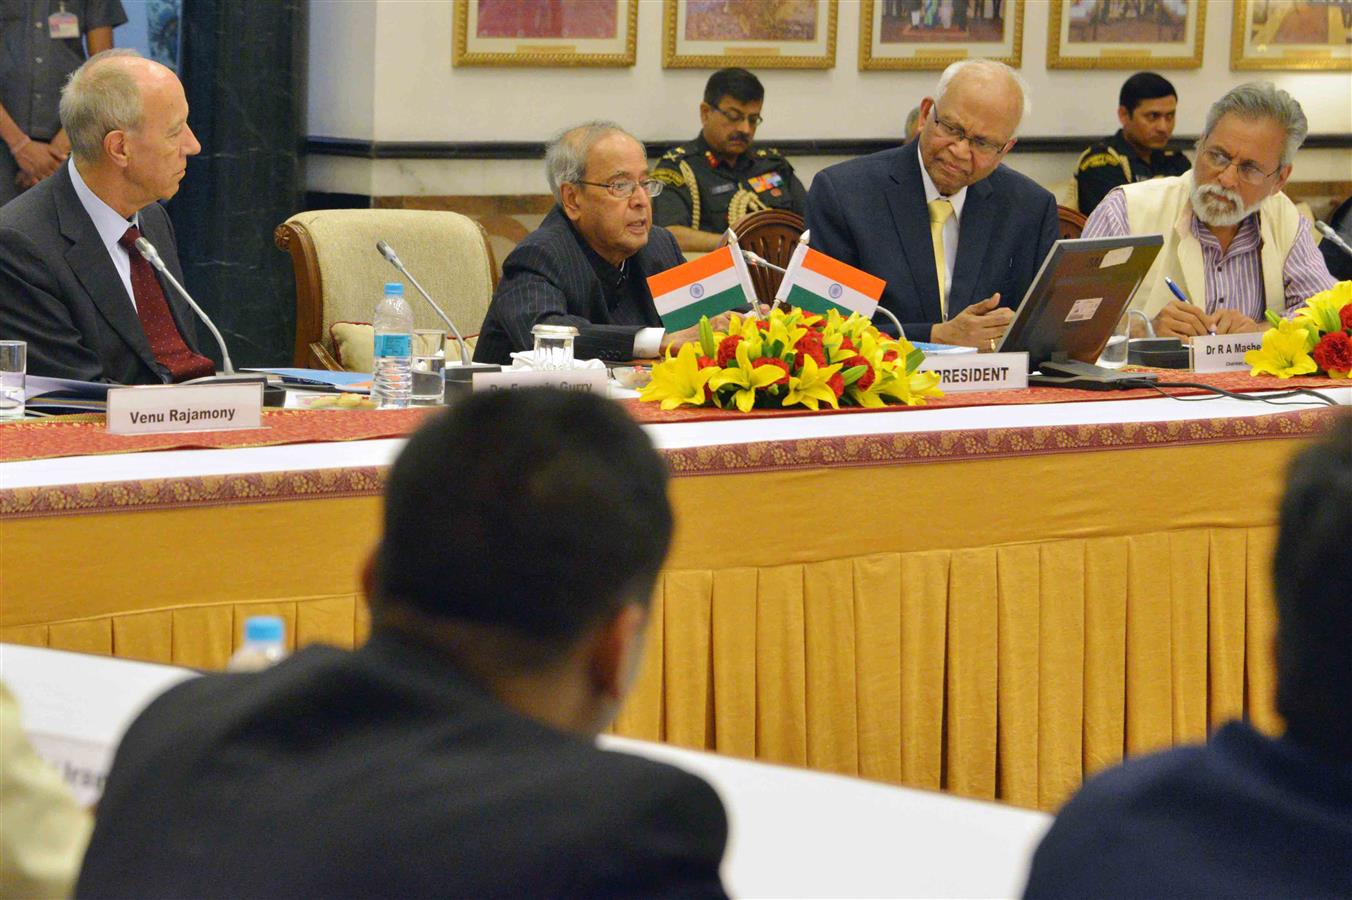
[{"left": 118, "top": 225, "right": 215, "bottom": 382}]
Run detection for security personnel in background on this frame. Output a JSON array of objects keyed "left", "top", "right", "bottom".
[
  {"left": 1075, "top": 71, "right": 1190, "bottom": 216},
  {"left": 652, "top": 67, "right": 806, "bottom": 253}
]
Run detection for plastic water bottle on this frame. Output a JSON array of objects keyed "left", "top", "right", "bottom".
[
  {"left": 226, "top": 615, "right": 288, "bottom": 672},
  {"left": 372, "top": 281, "right": 414, "bottom": 408}
]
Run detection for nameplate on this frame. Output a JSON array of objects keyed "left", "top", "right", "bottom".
[
  {"left": 1191, "top": 333, "right": 1264, "bottom": 374},
  {"left": 26, "top": 731, "right": 112, "bottom": 808},
  {"left": 918, "top": 352, "right": 1028, "bottom": 393},
  {"left": 106, "top": 382, "right": 263, "bottom": 434},
  {"left": 472, "top": 368, "right": 608, "bottom": 394}
]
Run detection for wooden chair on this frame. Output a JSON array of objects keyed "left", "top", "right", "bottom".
[
  {"left": 1057, "top": 205, "right": 1088, "bottom": 240},
  {"left": 274, "top": 209, "right": 498, "bottom": 369},
  {"left": 718, "top": 208, "right": 805, "bottom": 303}
]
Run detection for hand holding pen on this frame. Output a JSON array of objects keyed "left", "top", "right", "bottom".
[{"left": 1155, "top": 277, "right": 1216, "bottom": 339}]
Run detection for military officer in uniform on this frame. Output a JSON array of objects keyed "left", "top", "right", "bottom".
[
  {"left": 652, "top": 67, "right": 806, "bottom": 253},
  {"left": 1076, "top": 72, "right": 1191, "bottom": 216}
]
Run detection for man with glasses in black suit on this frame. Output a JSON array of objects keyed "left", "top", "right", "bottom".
[
  {"left": 475, "top": 121, "right": 720, "bottom": 365},
  {"left": 653, "top": 68, "right": 807, "bottom": 253}
]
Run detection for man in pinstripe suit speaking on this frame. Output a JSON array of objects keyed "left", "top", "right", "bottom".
[{"left": 475, "top": 122, "right": 723, "bottom": 365}]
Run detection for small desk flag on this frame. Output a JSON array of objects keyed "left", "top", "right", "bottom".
[
  {"left": 774, "top": 241, "right": 885, "bottom": 320},
  {"left": 647, "top": 243, "right": 757, "bottom": 332}
]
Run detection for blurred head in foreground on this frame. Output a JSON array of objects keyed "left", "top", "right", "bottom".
[{"left": 368, "top": 387, "right": 673, "bottom": 735}]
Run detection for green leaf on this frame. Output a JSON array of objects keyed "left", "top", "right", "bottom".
[
  {"left": 905, "top": 348, "right": 925, "bottom": 372},
  {"left": 841, "top": 364, "right": 868, "bottom": 386},
  {"left": 699, "top": 317, "right": 717, "bottom": 358},
  {"left": 1265, "top": 309, "right": 1283, "bottom": 328}
]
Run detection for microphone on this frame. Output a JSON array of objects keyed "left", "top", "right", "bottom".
[
  {"left": 375, "top": 240, "right": 472, "bottom": 366},
  {"left": 1315, "top": 221, "right": 1352, "bottom": 259},
  {"left": 134, "top": 237, "right": 235, "bottom": 375},
  {"left": 741, "top": 249, "right": 787, "bottom": 274}
]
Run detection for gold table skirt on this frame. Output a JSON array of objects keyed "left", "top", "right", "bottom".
[{"left": 1, "top": 411, "right": 1332, "bottom": 810}]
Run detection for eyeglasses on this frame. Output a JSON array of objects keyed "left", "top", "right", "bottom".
[
  {"left": 712, "top": 106, "right": 764, "bottom": 128},
  {"left": 1198, "top": 147, "right": 1281, "bottom": 186},
  {"left": 575, "top": 178, "right": 664, "bottom": 199},
  {"left": 929, "top": 108, "right": 1010, "bottom": 158}
]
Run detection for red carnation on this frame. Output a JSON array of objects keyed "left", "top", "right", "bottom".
[
  {"left": 1312, "top": 331, "right": 1352, "bottom": 374},
  {"left": 753, "top": 357, "right": 790, "bottom": 385},
  {"left": 845, "top": 354, "right": 875, "bottom": 391},
  {"left": 882, "top": 349, "right": 899, "bottom": 363},
  {"left": 716, "top": 334, "right": 743, "bottom": 367},
  {"left": 755, "top": 319, "right": 772, "bottom": 332},
  {"left": 794, "top": 332, "right": 827, "bottom": 369},
  {"left": 1340, "top": 303, "right": 1352, "bottom": 333},
  {"left": 839, "top": 337, "right": 856, "bottom": 352},
  {"left": 827, "top": 373, "right": 845, "bottom": 398}
]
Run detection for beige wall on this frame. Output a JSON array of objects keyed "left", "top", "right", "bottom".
[{"left": 307, "top": 0, "right": 1352, "bottom": 197}]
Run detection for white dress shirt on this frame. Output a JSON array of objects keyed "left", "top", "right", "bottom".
[{"left": 67, "top": 160, "right": 140, "bottom": 311}]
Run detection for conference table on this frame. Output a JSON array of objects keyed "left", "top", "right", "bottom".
[
  {"left": 2, "top": 382, "right": 1346, "bottom": 813},
  {"left": 3, "top": 643, "right": 1052, "bottom": 898}
]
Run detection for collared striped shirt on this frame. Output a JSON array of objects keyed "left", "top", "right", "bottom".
[{"left": 1083, "top": 187, "right": 1336, "bottom": 320}]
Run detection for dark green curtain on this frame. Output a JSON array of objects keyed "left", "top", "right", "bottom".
[{"left": 170, "top": 0, "right": 306, "bottom": 368}]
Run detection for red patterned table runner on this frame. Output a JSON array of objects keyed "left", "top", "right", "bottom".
[
  {"left": 0, "top": 408, "right": 436, "bottom": 464},
  {"left": 622, "top": 370, "right": 1346, "bottom": 424}
]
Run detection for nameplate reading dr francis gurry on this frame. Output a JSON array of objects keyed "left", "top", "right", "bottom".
[
  {"left": 472, "top": 368, "right": 608, "bottom": 393},
  {"left": 106, "top": 382, "right": 263, "bottom": 435},
  {"left": 918, "top": 352, "right": 1028, "bottom": 393}
]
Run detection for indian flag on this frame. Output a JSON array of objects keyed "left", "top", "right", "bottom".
[
  {"left": 647, "top": 245, "right": 757, "bottom": 332},
  {"left": 775, "top": 243, "right": 885, "bottom": 319}
]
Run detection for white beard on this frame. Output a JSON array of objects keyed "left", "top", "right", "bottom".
[{"left": 1191, "top": 183, "right": 1263, "bottom": 228}]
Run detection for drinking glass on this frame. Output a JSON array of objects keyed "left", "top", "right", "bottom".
[
  {"left": 532, "top": 324, "right": 578, "bottom": 370},
  {"left": 1096, "top": 311, "right": 1130, "bottom": 369},
  {"left": 410, "top": 329, "right": 446, "bottom": 405},
  {"left": 0, "top": 341, "right": 26, "bottom": 420}
]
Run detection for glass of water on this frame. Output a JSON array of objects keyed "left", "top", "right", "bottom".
[
  {"left": 410, "top": 329, "right": 446, "bottom": 405},
  {"left": 531, "top": 324, "right": 578, "bottom": 371},
  {"left": 0, "top": 341, "right": 25, "bottom": 420},
  {"left": 1096, "top": 311, "right": 1130, "bottom": 370}
]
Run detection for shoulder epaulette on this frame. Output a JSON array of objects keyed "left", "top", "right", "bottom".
[
  {"left": 651, "top": 167, "right": 685, "bottom": 188},
  {"left": 1077, "top": 145, "right": 1123, "bottom": 174},
  {"left": 755, "top": 146, "right": 787, "bottom": 160},
  {"left": 659, "top": 145, "right": 690, "bottom": 162}
]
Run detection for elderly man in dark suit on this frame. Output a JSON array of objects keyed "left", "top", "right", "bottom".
[
  {"left": 475, "top": 121, "right": 717, "bottom": 365},
  {"left": 0, "top": 49, "right": 211, "bottom": 384},
  {"left": 76, "top": 388, "right": 730, "bottom": 898},
  {"left": 805, "top": 59, "right": 1058, "bottom": 349}
]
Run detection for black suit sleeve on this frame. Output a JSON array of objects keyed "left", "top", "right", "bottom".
[
  {"left": 0, "top": 224, "right": 118, "bottom": 382},
  {"left": 567, "top": 765, "right": 729, "bottom": 899},
  {"left": 487, "top": 240, "right": 644, "bottom": 362}
]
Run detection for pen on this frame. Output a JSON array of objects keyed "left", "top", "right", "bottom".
[{"left": 1164, "top": 276, "right": 1214, "bottom": 334}]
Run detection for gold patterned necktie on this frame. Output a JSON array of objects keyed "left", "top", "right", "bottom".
[{"left": 928, "top": 198, "right": 954, "bottom": 320}]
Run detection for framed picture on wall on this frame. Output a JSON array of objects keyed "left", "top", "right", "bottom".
[
  {"left": 453, "top": 0, "right": 637, "bottom": 67},
  {"left": 663, "top": 0, "right": 838, "bottom": 69},
  {"left": 860, "top": 0, "right": 1024, "bottom": 70},
  {"left": 1231, "top": 0, "right": 1352, "bottom": 71},
  {"left": 1047, "top": 0, "right": 1205, "bottom": 69}
]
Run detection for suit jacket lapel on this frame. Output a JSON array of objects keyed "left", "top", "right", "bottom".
[
  {"left": 949, "top": 176, "right": 995, "bottom": 315},
  {"left": 54, "top": 169, "right": 162, "bottom": 374},
  {"left": 883, "top": 143, "right": 943, "bottom": 324}
]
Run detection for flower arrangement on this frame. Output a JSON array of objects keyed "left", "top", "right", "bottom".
[
  {"left": 1244, "top": 281, "right": 1352, "bottom": 379},
  {"left": 639, "top": 306, "right": 943, "bottom": 412}
]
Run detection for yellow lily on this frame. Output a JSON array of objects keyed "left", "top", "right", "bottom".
[
  {"left": 1291, "top": 280, "right": 1352, "bottom": 335},
  {"left": 1245, "top": 319, "right": 1318, "bottom": 378},
  {"left": 782, "top": 353, "right": 843, "bottom": 411},
  {"left": 639, "top": 342, "right": 719, "bottom": 409},
  {"left": 708, "top": 341, "right": 786, "bottom": 412}
]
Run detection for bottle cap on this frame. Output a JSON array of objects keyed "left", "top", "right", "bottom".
[
  {"left": 384, "top": 282, "right": 404, "bottom": 295},
  {"left": 243, "top": 615, "right": 285, "bottom": 644}
]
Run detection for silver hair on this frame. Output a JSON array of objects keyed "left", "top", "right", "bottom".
[
  {"left": 544, "top": 121, "right": 636, "bottom": 201},
  {"left": 59, "top": 48, "right": 145, "bottom": 164},
  {"left": 934, "top": 58, "right": 1032, "bottom": 125},
  {"left": 1199, "top": 82, "right": 1308, "bottom": 167}
]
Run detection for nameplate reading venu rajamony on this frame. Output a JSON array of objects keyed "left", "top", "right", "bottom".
[
  {"left": 472, "top": 368, "right": 608, "bottom": 394},
  {"left": 918, "top": 352, "right": 1029, "bottom": 393},
  {"left": 1191, "top": 332, "right": 1264, "bottom": 374},
  {"left": 106, "top": 382, "right": 263, "bottom": 435}
]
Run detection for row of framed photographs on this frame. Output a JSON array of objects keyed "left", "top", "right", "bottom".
[{"left": 454, "top": 0, "right": 1352, "bottom": 72}]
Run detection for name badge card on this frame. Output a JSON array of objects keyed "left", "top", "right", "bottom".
[
  {"left": 918, "top": 352, "right": 1029, "bottom": 393},
  {"left": 472, "top": 368, "right": 608, "bottom": 394},
  {"left": 1191, "top": 333, "right": 1263, "bottom": 374},
  {"left": 106, "top": 382, "right": 263, "bottom": 434}
]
